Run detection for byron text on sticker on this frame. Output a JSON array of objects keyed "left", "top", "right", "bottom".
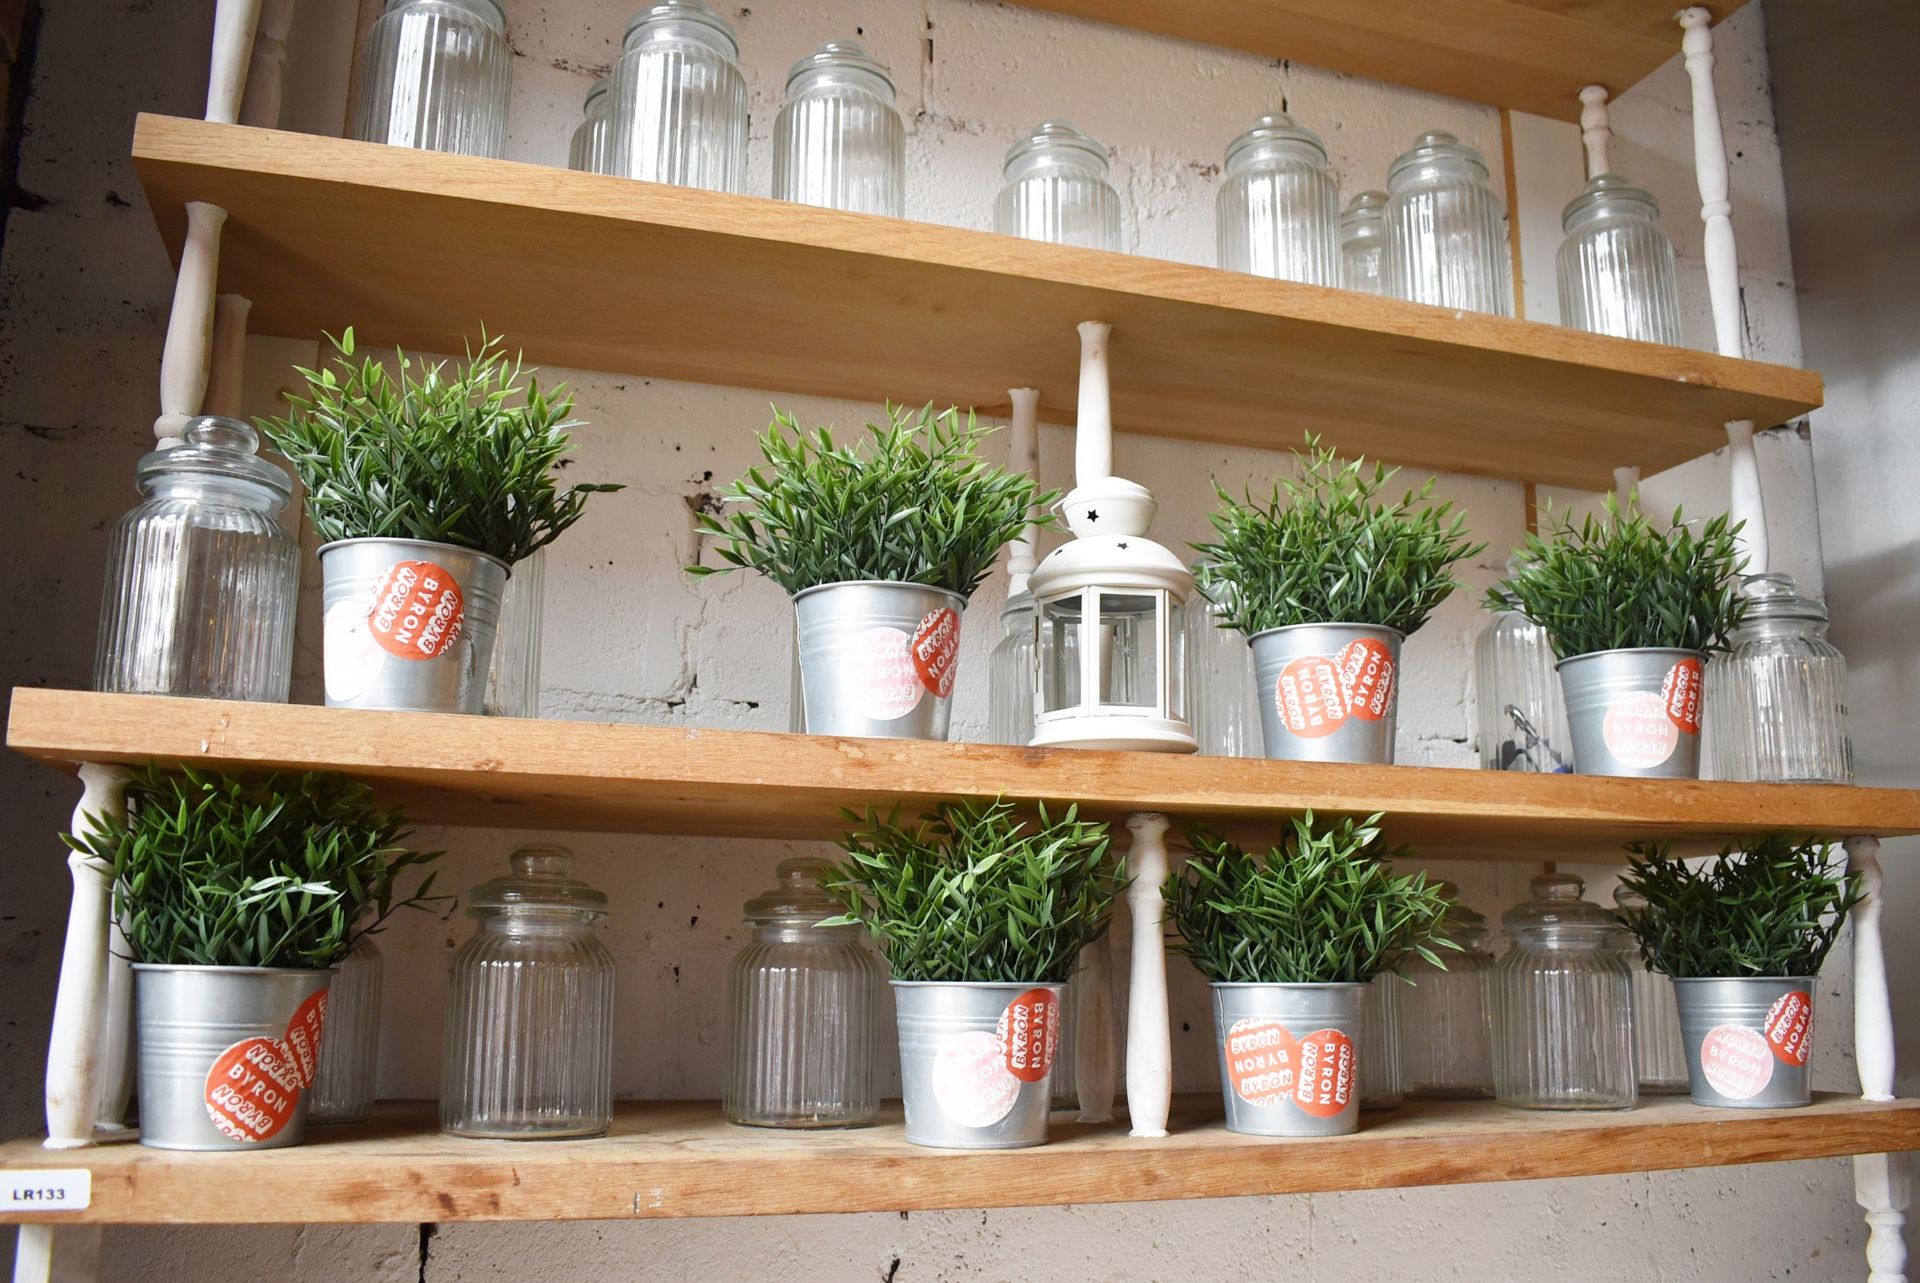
[{"left": 368, "top": 560, "right": 465, "bottom": 662}]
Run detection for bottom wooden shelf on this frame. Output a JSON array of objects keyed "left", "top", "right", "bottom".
[{"left": 4, "top": 1094, "right": 1916, "bottom": 1225}]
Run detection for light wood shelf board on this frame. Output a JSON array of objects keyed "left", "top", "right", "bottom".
[
  {"left": 129, "top": 116, "right": 1820, "bottom": 491},
  {"left": 10, "top": 690, "right": 1918, "bottom": 861}
]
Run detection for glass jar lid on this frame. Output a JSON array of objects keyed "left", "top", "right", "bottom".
[
  {"left": 1000, "top": 588, "right": 1035, "bottom": 627},
  {"left": 1431, "top": 880, "right": 1490, "bottom": 946},
  {"left": 1502, "top": 872, "right": 1619, "bottom": 939},
  {"left": 1340, "top": 189, "right": 1387, "bottom": 231},
  {"left": 136, "top": 416, "right": 293, "bottom": 500},
  {"left": 583, "top": 76, "right": 609, "bottom": 112},
  {"left": 1738, "top": 571, "right": 1828, "bottom": 624},
  {"left": 1225, "top": 112, "right": 1328, "bottom": 170},
  {"left": 386, "top": 0, "right": 507, "bottom": 31},
  {"left": 624, "top": 0, "right": 738, "bottom": 56},
  {"left": 1004, "top": 119, "right": 1111, "bottom": 172},
  {"left": 742, "top": 857, "right": 847, "bottom": 928},
  {"left": 1388, "top": 130, "right": 1491, "bottom": 185},
  {"left": 467, "top": 844, "right": 607, "bottom": 916},
  {"left": 1561, "top": 173, "right": 1660, "bottom": 231},
  {"left": 786, "top": 37, "right": 896, "bottom": 97}
]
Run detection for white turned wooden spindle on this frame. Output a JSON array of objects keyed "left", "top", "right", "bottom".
[
  {"left": 1579, "top": 85, "right": 1613, "bottom": 180},
  {"left": 44, "top": 765, "right": 131, "bottom": 1150},
  {"left": 203, "top": 294, "right": 254, "bottom": 419},
  {"left": 1075, "top": 322, "right": 1114, "bottom": 484},
  {"left": 1612, "top": 465, "right": 1640, "bottom": 506},
  {"left": 95, "top": 910, "right": 135, "bottom": 1134},
  {"left": 11, "top": 1225, "right": 100, "bottom": 1283},
  {"left": 206, "top": 0, "right": 265, "bottom": 125},
  {"left": 1847, "top": 836, "right": 1909, "bottom": 1283},
  {"left": 154, "top": 202, "right": 229, "bottom": 445},
  {"left": 238, "top": 0, "right": 296, "bottom": 129},
  {"left": 1074, "top": 933, "right": 1117, "bottom": 1124},
  {"left": 1007, "top": 387, "right": 1041, "bottom": 598},
  {"left": 1124, "top": 812, "right": 1173, "bottom": 1138}
]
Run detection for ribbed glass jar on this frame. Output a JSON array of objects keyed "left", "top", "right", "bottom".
[
  {"left": 995, "top": 120, "right": 1122, "bottom": 251},
  {"left": 1475, "top": 559, "right": 1570, "bottom": 772},
  {"left": 605, "top": 0, "right": 747, "bottom": 192},
  {"left": 1490, "top": 873, "right": 1636, "bottom": 1110},
  {"left": 1340, "top": 190, "right": 1389, "bottom": 296},
  {"left": 772, "top": 38, "right": 904, "bottom": 216},
  {"left": 485, "top": 546, "right": 543, "bottom": 717},
  {"left": 95, "top": 417, "right": 299, "bottom": 703},
  {"left": 1215, "top": 113, "right": 1340, "bottom": 285},
  {"left": 1385, "top": 131, "right": 1512, "bottom": 315},
  {"left": 1401, "top": 884, "right": 1494, "bottom": 1099},
  {"left": 1704, "top": 573, "right": 1853, "bottom": 783},
  {"left": 442, "top": 846, "right": 616, "bottom": 1139},
  {"left": 725, "top": 859, "right": 884, "bottom": 1128},
  {"left": 1612, "top": 888, "right": 1689, "bottom": 1093},
  {"left": 1186, "top": 594, "right": 1260, "bottom": 756},
  {"left": 1359, "top": 971, "right": 1403, "bottom": 1109},
  {"left": 352, "top": 0, "right": 511, "bottom": 159},
  {"left": 309, "top": 934, "right": 383, "bottom": 1124},
  {"left": 1556, "top": 174, "right": 1683, "bottom": 345},
  {"left": 988, "top": 592, "right": 1037, "bottom": 745},
  {"left": 568, "top": 77, "right": 612, "bottom": 174}
]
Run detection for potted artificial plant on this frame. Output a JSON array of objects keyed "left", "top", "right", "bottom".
[
  {"left": 66, "top": 766, "right": 440, "bottom": 1151},
  {"left": 1194, "top": 436, "right": 1481, "bottom": 765},
  {"left": 1616, "top": 835, "right": 1861, "bottom": 1108},
  {"left": 822, "top": 798, "right": 1121, "bottom": 1148},
  {"left": 1486, "top": 495, "right": 1745, "bottom": 778},
  {"left": 1167, "top": 813, "right": 1453, "bottom": 1137},
  {"left": 259, "top": 329, "right": 619, "bottom": 715},
  {"left": 691, "top": 405, "right": 1054, "bottom": 740}
]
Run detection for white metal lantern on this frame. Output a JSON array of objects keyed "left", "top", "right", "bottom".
[{"left": 1028, "top": 322, "right": 1196, "bottom": 753}]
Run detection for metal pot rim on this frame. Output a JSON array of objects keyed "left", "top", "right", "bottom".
[
  {"left": 1555, "top": 645, "right": 1706, "bottom": 672},
  {"left": 1247, "top": 622, "right": 1406, "bottom": 644},
  {"left": 317, "top": 537, "right": 513, "bottom": 575},
  {"left": 131, "top": 962, "right": 333, "bottom": 977},
  {"left": 890, "top": 979, "right": 1064, "bottom": 990},
  {"left": 1209, "top": 980, "right": 1369, "bottom": 992},
  {"left": 1670, "top": 974, "right": 1816, "bottom": 986},
  {"left": 792, "top": 579, "right": 967, "bottom": 606}
]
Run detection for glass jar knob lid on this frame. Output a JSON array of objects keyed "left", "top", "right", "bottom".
[
  {"left": 1502, "top": 871, "right": 1617, "bottom": 932},
  {"left": 625, "top": 0, "right": 738, "bottom": 54},
  {"left": 1005, "top": 118, "right": 1111, "bottom": 169},
  {"left": 467, "top": 843, "right": 608, "bottom": 914},
  {"left": 1226, "top": 112, "right": 1328, "bottom": 166},
  {"left": 787, "top": 36, "right": 895, "bottom": 90},
  {"left": 135, "top": 415, "right": 293, "bottom": 497},
  {"left": 1389, "top": 129, "right": 1491, "bottom": 180},
  {"left": 742, "top": 856, "right": 844, "bottom": 926},
  {"left": 1738, "top": 571, "right": 1828, "bottom": 622}
]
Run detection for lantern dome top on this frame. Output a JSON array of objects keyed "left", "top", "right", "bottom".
[{"left": 1028, "top": 528, "right": 1194, "bottom": 599}]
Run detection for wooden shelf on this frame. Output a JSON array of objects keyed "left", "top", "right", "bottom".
[
  {"left": 1004, "top": 2, "right": 1750, "bottom": 123},
  {"left": 129, "top": 115, "right": 1821, "bottom": 491},
  {"left": 10, "top": 690, "right": 1918, "bottom": 861},
  {"left": 3, "top": 1094, "right": 1914, "bottom": 1225}
]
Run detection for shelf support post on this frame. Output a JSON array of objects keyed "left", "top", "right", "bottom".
[
  {"left": 206, "top": 0, "right": 265, "bottom": 125},
  {"left": 1579, "top": 85, "right": 1612, "bottom": 179},
  {"left": 238, "top": 0, "right": 295, "bottom": 129},
  {"left": 1073, "top": 932, "right": 1116, "bottom": 1124},
  {"left": 1124, "top": 812, "right": 1173, "bottom": 1137},
  {"left": 1847, "top": 835, "right": 1909, "bottom": 1283},
  {"left": 153, "top": 202, "right": 228, "bottom": 445},
  {"left": 1006, "top": 387, "right": 1041, "bottom": 599},
  {"left": 45, "top": 765, "right": 132, "bottom": 1150}
]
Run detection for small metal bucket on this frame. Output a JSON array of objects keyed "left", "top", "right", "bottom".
[
  {"left": 1248, "top": 624, "right": 1403, "bottom": 765},
  {"left": 1672, "top": 976, "right": 1815, "bottom": 1108},
  {"left": 133, "top": 964, "right": 334, "bottom": 1151},
  {"left": 894, "top": 981, "right": 1065, "bottom": 1149},
  {"left": 1557, "top": 647, "right": 1705, "bottom": 778},
  {"left": 319, "top": 538, "right": 510, "bottom": 715},
  {"left": 1212, "top": 982, "right": 1365, "bottom": 1137},
  {"left": 794, "top": 581, "right": 966, "bottom": 740}
]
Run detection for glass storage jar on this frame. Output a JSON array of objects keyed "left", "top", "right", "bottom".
[
  {"left": 309, "top": 934, "right": 383, "bottom": 1124},
  {"left": 1215, "top": 113, "right": 1340, "bottom": 286},
  {"left": 995, "top": 120, "right": 1123, "bottom": 252},
  {"left": 1490, "top": 873, "right": 1636, "bottom": 1109},
  {"left": 1340, "top": 190, "right": 1389, "bottom": 296},
  {"left": 1556, "top": 174, "right": 1683, "bottom": 345},
  {"left": 726, "top": 859, "right": 885, "bottom": 1128},
  {"left": 1401, "top": 884, "right": 1494, "bottom": 1098},
  {"left": 352, "top": 0, "right": 511, "bottom": 159},
  {"left": 1359, "top": 971, "right": 1403, "bottom": 1109},
  {"left": 988, "top": 592, "right": 1037, "bottom": 745},
  {"left": 1612, "top": 887, "right": 1689, "bottom": 1093},
  {"left": 1385, "top": 131, "right": 1512, "bottom": 315},
  {"left": 773, "top": 38, "right": 905, "bottom": 216},
  {"left": 1186, "top": 594, "right": 1260, "bottom": 757},
  {"left": 568, "top": 77, "right": 612, "bottom": 174},
  {"left": 95, "top": 417, "right": 299, "bottom": 703},
  {"left": 1704, "top": 573, "right": 1853, "bottom": 783},
  {"left": 442, "top": 845, "right": 616, "bottom": 1139},
  {"left": 606, "top": 0, "right": 748, "bottom": 192},
  {"left": 1474, "top": 559, "right": 1570, "bottom": 772},
  {"left": 485, "top": 546, "right": 543, "bottom": 717}
]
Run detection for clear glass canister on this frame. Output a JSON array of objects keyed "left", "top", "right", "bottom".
[
  {"left": 1704, "top": 572, "right": 1853, "bottom": 784},
  {"left": 995, "top": 120, "right": 1123, "bottom": 252},
  {"left": 442, "top": 845, "right": 616, "bottom": 1139},
  {"left": 352, "top": 0, "right": 511, "bottom": 159},
  {"left": 1186, "top": 594, "right": 1259, "bottom": 757},
  {"left": 1612, "top": 887, "right": 1689, "bottom": 1093},
  {"left": 1385, "top": 131, "right": 1512, "bottom": 315},
  {"left": 1400, "top": 884, "right": 1494, "bottom": 1099},
  {"left": 725, "top": 859, "right": 885, "bottom": 1128},
  {"left": 1359, "top": 971, "right": 1403, "bottom": 1109},
  {"left": 606, "top": 0, "right": 748, "bottom": 192},
  {"left": 1475, "top": 557, "right": 1570, "bottom": 772},
  {"left": 1215, "top": 113, "right": 1340, "bottom": 286},
  {"left": 1556, "top": 174, "right": 1684, "bottom": 345},
  {"left": 988, "top": 592, "right": 1037, "bottom": 745},
  {"left": 95, "top": 417, "right": 299, "bottom": 703},
  {"left": 568, "top": 77, "right": 612, "bottom": 174},
  {"left": 773, "top": 38, "right": 905, "bottom": 217},
  {"left": 1340, "top": 190, "right": 1389, "bottom": 296},
  {"left": 1490, "top": 872, "right": 1636, "bottom": 1109},
  {"left": 485, "top": 546, "right": 543, "bottom": 717},
  {"left": 309, "top": 934, "right": 383, "bottom": 1124}
]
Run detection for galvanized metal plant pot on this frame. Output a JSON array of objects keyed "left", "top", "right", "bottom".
[
  {"left": 319, "top": 538, "right": 511, "bottom": 715},
  {"left": 1672, "top": 976, "right": 1815, "bottom": 1108},
  {"left": 794, "top": 581, "right": 966, "bottom": 740},
  {"left": 894, "top": 980, "right": 1065, "bottom": 1149},
  {"left": 1248, "top": 623, "right": 1403, "bottom": 765},
  {"left": 1557, "top": 647, "right": 1706, "bottom": 778},
  {"left": 1212, "top": 982, "right": 1365, "bottom": 1137},
  {"left": 133, "top": 964, "right": 334, "bottom": 1151}
]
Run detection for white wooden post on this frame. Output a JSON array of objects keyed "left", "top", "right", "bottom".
[
  {"left": 1613, "top": 466, "right": 1640, "bottom": 506},
  {"left": 1006, "top": 387, "right": 1041, "bottom": 598},
  {"left": 1678, "top": 6, "right": 1768, "bottom": 574},
  {"left": 1578, "top": 85, "right": 1612, "bottom": 179},
  {"left": 11, "top": 1226, "right": 99, "bottom": 1283},
  {"left": 1074, "top": 933, "right": 1117, "bottom": 1124},
  {"left": 238, "top": 0, "right": 296, "bottom": 129},
  {"left": 206, "top": 0, "right": 266, "bottom": 125},
  {"left": 1846, "top": 835, "right": 1910, "bottom": 1283},
  {"left": 154, "top": 202, "right": 228, "bottom": 445},
  {"left": 202, "top": 294, "right": 254, "bottom": 419},
  {"left": 1074, "top": 322, "right": 1113, "bottom": 484},
  {"left": 44, "top": 765, "right": 131, "bottom": 1149},
  {"left": 1124, "top": 812, "right": 1173, "bottom": 1137}
]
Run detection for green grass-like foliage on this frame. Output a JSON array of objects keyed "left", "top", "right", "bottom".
[
  {"left": 689, "top": 404, "right": 1058, "bottom": 600},
  {"left": 1616, "top": 835, "right": 1863, "bottom": 978},
  {"left": 1166, "top": 813, "right": 1456, "bottom": 985},
  {"left": 1484, "top": 492, "right": 1747, "bottom": 659},
  {"left": 64, "top": 766, "right": 444, "bottom": 970},
  {"left": 1192, "top": 435, "right": 1483, "bottom": 636},
  {"left": 821, "top": 798, "right": 1122, "bottom": 984},
  {"left": 257, "top": 329, "right": 621, "bottom": 565}
]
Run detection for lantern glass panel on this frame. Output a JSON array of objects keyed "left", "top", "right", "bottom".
[
  {"left": 1103, "top": 591, "right": 1161, "bottom": 709},
  {"left": 1040, "top": 590, "right": 1089, "bottom": 716}
]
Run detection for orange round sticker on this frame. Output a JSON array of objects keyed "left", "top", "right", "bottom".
[
  {"left": 1224, "top": 1017, "right": 1302, "bottom": 1107},
  {"left": 280, "top": 989, "right": 329, "bottom": 1089},
  {"left": 1336, "top": 638, "right": 1396, "bottom": 722},
  {"left": 930, "top": 1029, "right": 1020, "bottom": 1128},
  {"left": 1764, "top": 990, "right": 1814, "bottom": 1067},
  {"left": 996, "top": 988, "right": 1062, "bottom": 1083},
  {"left": 858, "top": 626, "right": 924, "bottom": 720},
  {"left": 1662, "top": 657, "right": 1705, "bottom": 734},
  {"left": 1700, "top": 1024, "right": 1775, "bottom": 1099},
  {"left": 1275, "top": 656, "right": 1348, "bottom": 738},
  {"left": 1602, "top": 690, "right": 1680, "bottom": 768},
  {"left": 367, "top": 560, "right": 465, "bottom": 661},
  {"left": 1291, "top": 1027, "right": 1357, "bottom": 1118},
  {"left": 203, "top": 1036, "right": 306, "bottom": 1143},
  {"left": 910, "top": 608, "right": 962, "bottom": 700}
]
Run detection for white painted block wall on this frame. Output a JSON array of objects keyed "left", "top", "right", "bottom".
[{"left": 0, "top": 1, "right": 1873, "bottom": 1278}]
